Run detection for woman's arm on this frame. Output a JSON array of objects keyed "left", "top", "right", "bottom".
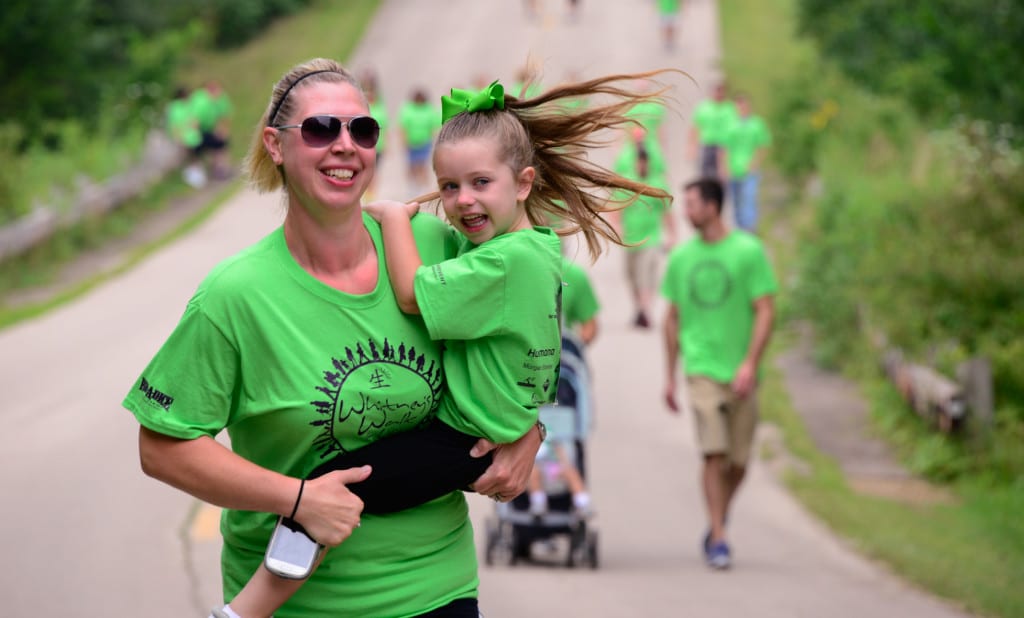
[{"left": 138, "top": 427, "right": 368, "bottom": 546}]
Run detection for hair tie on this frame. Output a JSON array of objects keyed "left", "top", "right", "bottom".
[{"left": 440, "top": 80, "right": 505, "bottom": 124}]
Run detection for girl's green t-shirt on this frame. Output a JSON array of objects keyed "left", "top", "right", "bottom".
[
  {"left": 123, "top": 214, "right": 479, "bottom": 618},
  {"left": 414, "top": 226, "right": 563, "bottom": 444},
  {"left": 660, "top": 230, "right": 778, "bottom": 383}
]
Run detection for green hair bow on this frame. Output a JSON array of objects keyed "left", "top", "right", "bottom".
[{"left": 440, "top": 80, "right": 505, "bottom": 124}]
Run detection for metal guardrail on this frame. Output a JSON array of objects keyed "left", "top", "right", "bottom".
[{"left": 0, "top": 131, "right": 186, "bottom": 263}]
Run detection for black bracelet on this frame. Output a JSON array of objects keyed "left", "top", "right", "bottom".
[{"left": 289, "top": 478, "right": 305, "bottom": 520}]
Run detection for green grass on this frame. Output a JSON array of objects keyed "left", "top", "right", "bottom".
[
  {"left": 0, "top": 0, "right": 380, "bottom": 331},
  {"left": 721, "top": 0, "right": 1024, "bottom": 615}
]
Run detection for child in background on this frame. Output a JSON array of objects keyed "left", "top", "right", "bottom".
[{"left": 398, "top": 87, "right": 440, "bottom": 193}]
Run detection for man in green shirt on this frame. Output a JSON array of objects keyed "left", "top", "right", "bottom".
[
  {"left": 721, "top": 93, "right": 772, "bottom": 232},
  {"left": 688, "top": 81, "right": 738, "bottom": 179},
  {"left": 661, "top": 177, "right": 777, "bottom": 571}
]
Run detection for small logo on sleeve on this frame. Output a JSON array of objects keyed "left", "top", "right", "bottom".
[{"left": 139, "top": 377, "right": 175, "bottom": 411}]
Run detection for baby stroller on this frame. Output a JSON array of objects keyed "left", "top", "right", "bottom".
[{"left": 483, "top": 333, "right": 599, "bottom": 569}]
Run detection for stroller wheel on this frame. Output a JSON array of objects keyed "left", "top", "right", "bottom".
[
  {"left": 485, "top": 520, "right": 518, "bottom": 567},
  {"left": 566, "top": 521, "right": 588, "bottom": 568},
  {"left": 586, "top": 530, "right": 599, "bottom": 569}
]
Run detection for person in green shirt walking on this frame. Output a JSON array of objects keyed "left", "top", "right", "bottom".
[
  {"left": 190, "top": 79, "right": 233, "bottom": 180},
  {"left": 220, "top": 70, "right": 677, "bottom": 618},
  {"left": 688, "top": 81, "right": 738, "bottom": 179},
  {"left": 720, "top": 93, "right": 772, "bottom": 232},
  {"left": 661, "top": 177, "right": 777, "bottom": 571},
  {"left": 165, "top": 86, "right": 207, "bottom": 188},
  {"left": 613, "top": 143, "right": 676, "bottom": 328},
  {"left": 399, "top": 87, "right": 441, "bottom": 194}
]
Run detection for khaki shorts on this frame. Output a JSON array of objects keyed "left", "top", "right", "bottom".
[
  {"left": 686, "top": 375, "right": 759, "bottom": 466},
  {"left": 624, "top": 247, "right": 660, "bottom": 294}
]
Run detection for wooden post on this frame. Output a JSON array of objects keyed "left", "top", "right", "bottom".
[{"left": 959, "top": 357, "right": 994, "bottom": 444}]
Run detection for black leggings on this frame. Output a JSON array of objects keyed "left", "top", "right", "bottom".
[
  {"left": 413, "top": 597, "right": 480, "bottom": 618},
  {"left": 307, "top": 419, "right": 493, "bottom": 514}
]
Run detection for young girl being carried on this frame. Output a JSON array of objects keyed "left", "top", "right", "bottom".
[{"left": 220, "top": 69, "right": 676, "bottom": 618}]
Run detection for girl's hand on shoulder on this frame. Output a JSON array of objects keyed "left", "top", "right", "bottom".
[{"left": 363, "top": 200, "right": 420, "bottom": 222}]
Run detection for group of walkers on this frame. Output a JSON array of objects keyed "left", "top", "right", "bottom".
[
  {"left": 135, "top": 52, "right": 777, "bottom": 616},
  {"left": 165, "top": 80, "right": 234, "bottom": 188}
]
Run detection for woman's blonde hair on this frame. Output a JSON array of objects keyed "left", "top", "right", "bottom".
[
  {"left": 429, "top": 69, "right": 685, "bottom": 260},
  {"left": 244, "top": 58, "right": 365, "bottom": 193}
]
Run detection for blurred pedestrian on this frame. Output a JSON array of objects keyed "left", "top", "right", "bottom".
[
  {"left": 688, "top": 81, "right": 737, "bottom": 179},
  {"left": 613, "top": 142, "right": 676, "bottom": 329},
  {"left": 398, "top": 87, "right": 440, "bottom": 194},
  {"left": 656, "top": 0, "right": 681, "bottom": 52},
  {"left": 661, "top": 177, "right": 777, "bottom": 570},
  {"left": 720, "top": 92, "right": 771, "bottom": 232},
  {"left": 165, "top": 86, "right": 205, "bottom": 188},
  {"left": 190, "top": 79, "right": 233, "bottom": 180}
]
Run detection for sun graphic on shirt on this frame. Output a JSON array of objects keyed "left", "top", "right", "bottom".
[{"left": 309, "top": 337, "right": 443, "bottom": 460}]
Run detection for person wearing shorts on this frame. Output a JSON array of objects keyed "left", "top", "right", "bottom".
[
  {"left": 613, "top": 138, "right": 675, "bottom": 329},
  {"left": 661, "top": 177, "right": 777, "bottom": 570}
]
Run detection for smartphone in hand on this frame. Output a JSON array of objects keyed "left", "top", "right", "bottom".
[{"left": 264, "top": 516, "right": 322, "bottom": 579}]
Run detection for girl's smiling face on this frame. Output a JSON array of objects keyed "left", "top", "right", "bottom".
[{"left": 433, "top": 136, "right": 535, "bottom": 244}]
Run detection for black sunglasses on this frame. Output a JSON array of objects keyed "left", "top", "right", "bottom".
[{"left": 273, "top": 115, "right": 380, "bottom": 149}]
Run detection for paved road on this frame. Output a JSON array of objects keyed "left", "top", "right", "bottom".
[{"left": 0, "top": 0, "right": 972, "bottom": 616}]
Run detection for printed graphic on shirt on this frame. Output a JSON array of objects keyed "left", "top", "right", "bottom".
[
  {"left": 310, "top": 337, "right": 443, "bottom": 460},
  {"left": 689, "top": 260, "right": 732, "bottom": 308},
  {"left": 138, "top": 377, "right": 174, "bottom": 411}
]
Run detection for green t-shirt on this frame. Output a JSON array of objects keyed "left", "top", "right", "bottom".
[
  {"left": 561, "top": 257, "right": 599, "bottom": 330},
  {"left": 626, "top": 100, "right": 666, "bottom": 135},
  {"left": 617, "top": 171, "right": 672, "bottom": 249},
  {"left": 722, "top": 114, "right": 771, "bottom": 177},
  {"left": 658, "top": 0, "right": 681, "bottom": 14},
  {"left": 190, "top": 88, "right": 233, "bottom": 132},
  {"left": 369, "top": 99, "right": 389, "bottom": 154},
  {"left": 399, "top": 101, "right": 440, "bottom": 148},
  {"left": 660, "top": 231, "right": 778, "bottom": 382},
  {"left": 166, "top": 98, "right": 200, "bottom": 147},
  {"left": 415, "top": 226, "right": 563, "bottom": 444},
  {"left": 613, "top": 137, "right": 668, "bottom": 178},
  {"left": 692, "top": 99, "right": 739, "bottom": 146},
  {"left": 123, "top": 214, "right": 479, "bottom": 618}
]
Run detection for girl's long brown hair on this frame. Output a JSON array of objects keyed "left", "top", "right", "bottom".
[{"left": 424, "top": 68, "right": 690, "bottom": 260}]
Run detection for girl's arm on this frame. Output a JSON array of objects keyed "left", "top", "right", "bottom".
[{"left": 363, "top": 200, "right": 423, "bottom": 314}]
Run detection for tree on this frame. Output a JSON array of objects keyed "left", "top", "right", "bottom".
[{"left": 798, "top": 0, "right": 1024, "bottom": 129}]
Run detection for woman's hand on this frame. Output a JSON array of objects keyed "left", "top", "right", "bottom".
[
  {"left": 362, "top": 200, "right": 419, "bottom": 222},
  {"left": 468, "top": 424, "right": 543, "bottom": 501},
  {"left": 294, "top": 466, "right": 372, "bottom": 547}
]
